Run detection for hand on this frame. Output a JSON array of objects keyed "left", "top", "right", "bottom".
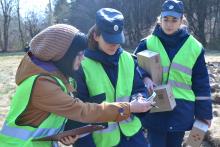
[
  {"left": 130, "top": 95, "right": 155, "bottom": 113},
  {"left": 201, "top": 119, "right": 212, "bottom": 128},
  {"left": 60, "top": 135, "right": 79, "bottom": 146},
  {"left": 143, "top": 77, "right": 156, "bottom": 94}
]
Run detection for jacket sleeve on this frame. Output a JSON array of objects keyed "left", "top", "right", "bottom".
[
  {"left": 131, "top": 59, "right": 148, "bottom": 97},
  {"left": 133, "top": 39, "right": 147, "bottom": 55},
  {"left": 74, "top": 66, "right": 91, "bottom": 101},
  {"left": 131, "top": 59, "right": 151, "bottom": 119},
  {"left": 31, "top": 76, "right": 131, "bottom": 123},
  {"left": 133, "top": 39, "right": 151, "bottom": 79},
  {"left": 192, "top": 49, "right": 213, "bottom": 120}
]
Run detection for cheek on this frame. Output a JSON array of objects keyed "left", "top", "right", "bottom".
[
  {"left": 161, "top": 23, "right": 167, "bottom": 31},
  {"left": 72, "top": 58, "right": 77, "bottom": 69},
  {"left": 79, "top": 55, "right": 84, "bottom": 63},
  {"left": 99, "top": 42, "right": 108, "bottom": 51},
  {"left": 72, "top": 57, "right": 80, "bottom": 71},
  {"left": 175, "top": 23, "right": 182, "bottom": 29}
]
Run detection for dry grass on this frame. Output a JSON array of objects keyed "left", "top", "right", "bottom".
[
  {"left": 0, "top": 52, "right": 24, "bottom": 127},
  {"left": 205, "top": 50, "right": 220, "bottom": 62}
]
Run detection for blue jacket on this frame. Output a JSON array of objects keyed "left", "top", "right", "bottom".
[
  {"left": 65, "top": 47, "right": 148, "bottom": 147},
  {"left": 76, "top": 47, "right": 147, "bottom": 101},
  {"left": 134, "top": 24, "right": 212, "bottom": 132}
]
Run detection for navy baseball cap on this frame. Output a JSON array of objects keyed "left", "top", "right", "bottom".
[
  {"left": 161, "top": 0, "right": 184, "bottom": 18},
  {"left": 96, "top": 8, "right": 125, "bottom": 44}
]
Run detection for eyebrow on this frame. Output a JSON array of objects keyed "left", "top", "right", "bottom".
[{"left": 163, "top": 16, "right": 178, "bottom": 20}]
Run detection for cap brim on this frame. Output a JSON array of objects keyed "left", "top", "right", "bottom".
[
  {"left": 101, "top": 31, "right": 125, "bottom": 44},
  {"left": 161, "top": 11, "right": 182, "bottom": 18}
]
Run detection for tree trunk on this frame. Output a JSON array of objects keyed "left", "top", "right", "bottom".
[
  {"left": 48, "top": 0, "right": 53, "bottom": 25},
  {"left": 17, "top": 0, "right": 25, "bottom": 49},
  {"left": 0, "top": 0, "right": 13, "bottom": 52},
  {"left": 2, "top": 14, "right": 10, "bottom": 52}
]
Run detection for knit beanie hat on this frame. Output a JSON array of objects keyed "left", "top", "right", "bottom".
[
  {"left": 54, "top": 32, "right": 88, "bottom": 76},
  {"left": 30, "top": 24, "right": 79, "bottom": 61}
]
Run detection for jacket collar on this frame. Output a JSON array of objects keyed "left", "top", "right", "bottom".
[{"left": 84, "top": 48, "right": 123, "bottom": 67}]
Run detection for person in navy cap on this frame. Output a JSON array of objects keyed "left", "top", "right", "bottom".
[
  {"left": 65, "top": 8, "right": 154, "bottom": 147},
  {"left": 134, "top": 0, "right": 213, "bottom": 147}
]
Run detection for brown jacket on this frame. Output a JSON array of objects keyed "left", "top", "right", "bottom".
[{"left": 15, "top": 54, "right": 130, "bottom": 127}]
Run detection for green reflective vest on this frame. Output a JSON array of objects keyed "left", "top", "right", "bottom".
[
  {"left": 0, "top": 75, "right": 67, "bottom": 147},
  {"left": 81, "top": 51, "right": 142, "bottom": 147},
  {"left": 146, "top": 35, "right": 202, "bottom": 101}
]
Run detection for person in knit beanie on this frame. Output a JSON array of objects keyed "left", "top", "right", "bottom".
[
  {"left": 29, "top": 24, "right": 87, "bottom": 77},
  {"left": 0, "top": 24, "right": 153, "bottom": 147}
]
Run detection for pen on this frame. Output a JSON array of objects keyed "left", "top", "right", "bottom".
[{"left": 150, "top": 104, "right": 159, "bottom": 108}]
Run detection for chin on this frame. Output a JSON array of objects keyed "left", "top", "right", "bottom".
[
  {"left": 165, "top": 31, "right": 175, "bottom": 35},
  {"left": 106, "top": 50, "right": 117, "bottom": 55},
  {"left": 109, "top": 52, "right": 116, "bottom": 55}
]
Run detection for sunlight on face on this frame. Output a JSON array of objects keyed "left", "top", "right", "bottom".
[
  {"left": 161, "top": 16, "right": 182, "bottom": 35},
  {"left": 94, "top": 34, "right": 120, "bottom": 55}
]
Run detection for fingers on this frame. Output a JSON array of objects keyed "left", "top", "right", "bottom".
[
  {"left": 143, "top": 101, "right": 154, "bottom": 111},
  {"left": 202, "top": 119, "right": 212, "bottom": 128},
  {"left": 150, "top": 101, "right": 156, "bottom": 105},
  {"left": 145, "top": 83, "right": 153, "bottom": 94},
  {"left": 135, "top": 93, "right": 143, "bottom": 100},
  {"left": 135, "top": 101, "right": 153, "bottom": 112},
  {"left": 130, "top": 99, "right": 154, "bottom": 113},
  {"left": 60, "top": 135, "right": 79, "bottom": 146},
  {"left": 143, "top": 77, "right": 156, "bottom": 94}
]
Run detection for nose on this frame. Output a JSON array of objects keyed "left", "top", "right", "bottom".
[
  {"left": 109, "top": 44, "right": 120, "bottom": 50},
  {"left": 110, "top": 44, "right": 118, "bottom": 47},
  {"left": 167, "top": 21, "right": 173, "bottom": 28}
]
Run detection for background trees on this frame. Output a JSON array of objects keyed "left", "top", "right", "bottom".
[{"left": 0, "top": 0, "right": 220, "bottom": 52}]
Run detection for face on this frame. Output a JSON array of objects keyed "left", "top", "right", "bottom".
[
  {"left": 161, "top": 16, "right": 182, "bottom": 35},
  {"left": 72, "top": 51, "right": 84, "bottom": 71},
  {"left": 94, "top": 33, "right": 120, "bottom": 55}
]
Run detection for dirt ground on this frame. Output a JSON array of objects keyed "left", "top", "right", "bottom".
[{"left": 0, "top": 51, "right": 219, "bottom": 147}]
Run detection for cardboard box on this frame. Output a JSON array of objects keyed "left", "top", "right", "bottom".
[
  {"left": 150, "top": 84, "right": 176, "bottom": 113},
  {"left": 137, "top": 50, "right": 162, "bottom": 85},
  {"left": 185, "top": 120, "right": 209, "bottom": 147}
]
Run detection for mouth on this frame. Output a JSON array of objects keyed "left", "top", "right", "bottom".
[
  {"left": 166, "top": 28, "right": 173, "bottom": 32},
  {"left": 106, "top": 48, "right": 117, "bottom": 55},
  {"left": 108, "top": 48, "right": 117, "bottom": 52}
]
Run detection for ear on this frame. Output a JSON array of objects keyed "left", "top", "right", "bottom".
[{"left": 93, "top": 32, "right": 100, "bottom": 42}]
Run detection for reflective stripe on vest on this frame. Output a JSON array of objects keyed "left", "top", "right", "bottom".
[
  {"left": 0, "top": 122, "right": 62, "bottom": 141},
  {"left": 95, "top": 96, "right": 135, "bottom": 134},
  {"left": 196, "top": 96, "right": 211, "bottom": 100},
  {"left": 0, "top": 75, "right": 67, "bottom": 147},
  {"left": 94, "top": 115, "right": 135, "bottom": 134},
  {"left": 146, "top": 35, "right": 202, "bottom": 101},
  {"left": 95, "top": 123, "right": 119, "bottom": 133},
  {"left": 81, "top": 51, "right": 142, "bottom": 147}
]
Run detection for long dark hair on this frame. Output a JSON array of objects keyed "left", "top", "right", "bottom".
[{"left": 87, "top": 25, "right": 101, "bottom": 50}]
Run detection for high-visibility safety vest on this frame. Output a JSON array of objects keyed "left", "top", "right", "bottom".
[
  {"left": 146, "top": 35, "right": 202, "bottom": 101},
  {"left": 0, "top": 75, "right": 67, "bottom": 147},
  {"left": 81, "top": 51, "right": 142, "bottom": 147}
]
